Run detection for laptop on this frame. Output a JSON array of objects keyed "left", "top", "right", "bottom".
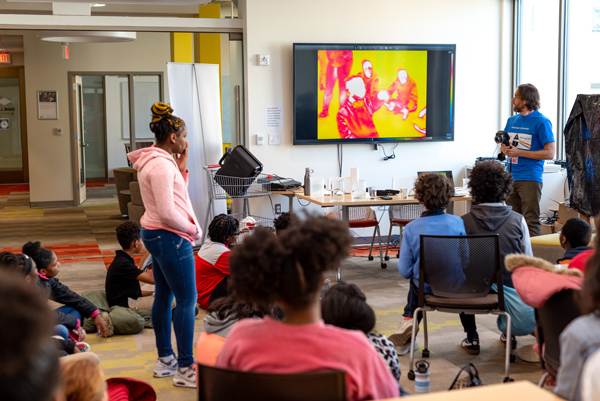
[{"left": 417, "top": 171, "right": 465, "bottom": 197}]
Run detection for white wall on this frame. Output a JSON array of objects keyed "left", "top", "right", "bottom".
[
  {"left": 20, "top": 31, "right": 170, "bottom": 203},
  {"left": 241, "top": 0, "right": 512, "bottom": 235}
]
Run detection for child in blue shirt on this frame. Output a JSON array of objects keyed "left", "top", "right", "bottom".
[{"left": 389, "top": 173, "right": 466, "bottom": 354}]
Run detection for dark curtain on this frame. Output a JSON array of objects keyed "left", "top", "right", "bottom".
[{"left": 564, "top": 94, "right": 600, "bottom": 217}]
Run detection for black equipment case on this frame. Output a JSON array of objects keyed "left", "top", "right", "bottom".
[{"left": 214, "top": 145, "right": 263, "bottom": 197}]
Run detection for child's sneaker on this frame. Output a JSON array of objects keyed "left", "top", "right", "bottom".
[
  {"left": 173, "top": 365, "right": 196, "bottom": 388},
  {"left": 397, "top": 340, "right": 419, "bottom": 356},
  {"left": 153, "top": 357, "right": 178, "bottom": 378},
  {"left": 75, "top": 342, "right": 90, "bottom": 353},
  {"left": 461, "top": 338, "right": 480, "bottom": 355},
  {"left": 389, "top": 319, "right": 418, "bottom": 347},
  {"left": 500, "top": 333, "right": 517, "bottom": 350}
]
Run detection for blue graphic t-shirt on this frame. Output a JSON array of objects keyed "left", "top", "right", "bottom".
[{"left": 503, "top": 110, "right": 554, "bottom": 183}]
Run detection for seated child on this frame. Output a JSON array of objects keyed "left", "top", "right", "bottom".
[
  {"left": 460, "top": 160, "right": 535, "bottom": 353},
  {"left": 0, "top": 270, "right": 63, "bottom": 401},
  {"left": 23, "top": 241, "right": 107, "bottom": 339},
  {"left": 195, "top": 214, "right": 239, "bottom": 310},
  {"left": 61, "top": 358, "right": 156, "bottom": 401},
  {"left": 215, "top": 215, "right": 399, "bottom": 401},
  {"left": 0, "top": 251, "right": 84, "bottom": 357},
  {"left": 196, "top": 295, "right": 272, "bottom": 366},
  {"left": 321, "top": 282, "right": 402, "bottom": 384},
  {"left": 555, "top": 249, "right": 600, "bottom": 401},
  {"left": 105, "top": 221, "right": 155, "bottom": 310},
  {"left": 389, "top": 173, "right": 466, "bottom": 353},
  {"left": 273, "top": 212, "right": 296, "bottom": 234},
  {"left": 557, "top": 217, "right": 593, "bottom": 265}
]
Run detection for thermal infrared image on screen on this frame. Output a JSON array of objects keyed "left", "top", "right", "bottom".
[{"left": 316, "top": 50, "right": 427, "bottom": 140}]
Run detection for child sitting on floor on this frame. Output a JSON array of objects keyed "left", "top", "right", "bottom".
[
  {"left": 557, "top": 217, "right": 593, "bottom": 265},
  {"left": 389, "top": 173, "right": 466, "bottom": 354},
  {"left": 195, "top": 214, "right": 239, "bottom": 310},
  {"left": 105, "top": 221, "right": 155, "bottom": 310},
  {"left": 23, "top": 241, "right": 108, "bottom": 339},
  {"left": 196, "top": 295, "right": 272, "bottom": 367},
  {"left": 215, "top": 215, "right": 399, "bottom": 401},
  {"left": 321, "top": 282, "right": 403, "bottom": 386}
]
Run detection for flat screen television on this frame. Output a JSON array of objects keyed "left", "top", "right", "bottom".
[{"left": 293, "top": 43, "right": 456, "bottom": 145}]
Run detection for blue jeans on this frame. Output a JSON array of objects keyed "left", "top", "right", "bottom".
[
  {"left": 56, "top": 306, "right": 82, "bottom": 325},
  {"left": 141, "top": 228, "right": 197, "bottom": 367},
  {"left": 54, "top": 325, "right": 69, "bottom": 340}
]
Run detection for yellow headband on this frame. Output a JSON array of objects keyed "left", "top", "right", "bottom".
[{"left": 151, "top": 102, "right": 184, "bottom": 129}]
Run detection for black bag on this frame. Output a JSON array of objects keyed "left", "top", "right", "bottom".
[
  {"left": 214, "top": 145, "right": 263, "bottom": 197},
  {"left": 448, "top": 363, "right": 483, "bottom": 390}
]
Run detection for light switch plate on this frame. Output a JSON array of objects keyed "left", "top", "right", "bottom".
[
  {"left": 258, "top": 54, "right": 270, "bottom": 66},
  {"left": 256, "top": 133, "right": 264, "bottom": 145},
  {"left": 268, "top": 133, "right": 280, "bottom": 145}
]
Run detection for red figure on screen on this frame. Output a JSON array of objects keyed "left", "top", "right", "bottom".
[
  {"left": 319, "top": 51, "right": 353, "bottom": 118},
  {"left": 337, "top": 76, "right": 378, "bottom": 139},
  {"left": 386, "top": 69, "right": 418, "bottom": 120}
]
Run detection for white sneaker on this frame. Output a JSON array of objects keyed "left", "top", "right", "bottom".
[
  {"left": 173, "top": 365, "right": 196, "bottom": 388},
  {"left": 397, "top": 340, "right": 419, "bottom": 356},
  {"left": 389, "top": 319, "right": 419, "bottom": 347},
  {"left": 153, "top": 357, "right": 178, "bottom": 378}
]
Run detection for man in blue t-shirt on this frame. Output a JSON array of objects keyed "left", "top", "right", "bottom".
[{"left": 501, "top": 84, "right": 555, "bottom": 237}]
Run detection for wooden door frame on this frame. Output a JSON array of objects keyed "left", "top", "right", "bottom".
[{"left": 0, "top": 67, "right": 28, "bottom": 184}]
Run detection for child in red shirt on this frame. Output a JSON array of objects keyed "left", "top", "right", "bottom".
[{"left": 195, "top": 214, "right": 239, "bottom": 309}]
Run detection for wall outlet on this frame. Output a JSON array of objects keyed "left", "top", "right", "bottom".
[
  {"left": 258, "top": 54, "right": 270, "bottom": 66},
  {"left": 275, "top": 204, "right": 282, "bottom": 214},
  {"left": 256, "top": 133, "right": 264, "bottom": 145}
]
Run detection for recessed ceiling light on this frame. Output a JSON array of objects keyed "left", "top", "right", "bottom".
[{"left": 92, "top": 3, "right": 106, "bottom": 7}]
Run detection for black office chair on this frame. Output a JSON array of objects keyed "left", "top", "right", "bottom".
[
  {"left": 197, "top": 363, "right": 347, "bottom": 401},
  {"left": 535, "top": 289, "right": 582, "bottom": 387},
  {"left": 406, "top": 234, "right": 514, "bottom": 383}
]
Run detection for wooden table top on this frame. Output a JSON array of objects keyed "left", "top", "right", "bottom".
[
  {"left": 292, "top": 191, "right": 472, "bottom": 207},
  {"left": 380, "top": 381, "right": 561, "bottom": 401}
]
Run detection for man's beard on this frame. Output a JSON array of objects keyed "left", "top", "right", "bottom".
[{"left": 513, "top": 104, "right": 522, "bottom": 113}]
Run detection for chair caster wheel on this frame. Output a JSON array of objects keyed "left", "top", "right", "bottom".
[
  {"left": 503, "top": 377, "right": 514, "bottom": 383},
  {"left": 368, "top": 256, "right": 374, "bottom": 261},
  {"left": 384, "top": 256, "right": 390, "bottom": 261},
  {"left": 407, "top": 371, "right": 415, "bottom": 381},
  {"left": 381, "top": 263, "right": 387, "bottom": 268},
  {"left": 422, "top": 349, "right": 430, "bottom": 358},
  {"left": 510, "top": 354, "right": 516, "bottom": 363}
]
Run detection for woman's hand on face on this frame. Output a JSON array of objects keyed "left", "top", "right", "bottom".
[{"left": 176, "top": 141, "right": 189, "bottom": 173}]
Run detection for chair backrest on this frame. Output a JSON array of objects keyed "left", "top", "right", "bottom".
[
  {"left": 389, "top": 204, "right": 424, "bottom": 221},
  {"left": 330, "top": 206, "right": 375, "bottom": 222},
  {"left": 197, "top": 364, "right": 347, "bottom": 401},
  {"left": 418, "top": 235, "right": 503, "bottom": 303},
  {"left": 535, "top": 289, "right": 582, "bottom": 375}
]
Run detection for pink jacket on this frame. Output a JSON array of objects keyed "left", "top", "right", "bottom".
[
  {"left": 128, "top": 146, "right": 201, "bottom": 245},
  {"left": 505, "top": 254, "right": 583, "bottom": 309}
]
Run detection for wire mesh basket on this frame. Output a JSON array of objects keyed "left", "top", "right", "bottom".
[
  {"left": 205, "top": 167, "right": 271, "bottom": 199},
  {"left": 230, "top": 213, "right": 274, "bottom": 244}
]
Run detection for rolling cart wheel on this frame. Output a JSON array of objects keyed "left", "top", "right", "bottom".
[
  {"left": 381, "top": 263, "right": 387, "bottom": 269},
  {"left": 503, "top": 377, "right": 514, "bottom": 383},
  {"left": 510, "top": 354, "right": 516, "bottom": 363},
  {"left": 384, "top": 256, "right": 390, "bottom": 261},
  {"left": 422, "top": 349, "right": 430, "bottom": 358},
  {"left": 368, "top": 256, "right": 374, "bottom": 261},
  {"left": 407, "top": 371, "right": 415, "bottom": 381}
]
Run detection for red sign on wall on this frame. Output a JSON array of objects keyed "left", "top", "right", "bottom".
[{"left": 0, "top": 53, "right": 10, "bottom": 64}]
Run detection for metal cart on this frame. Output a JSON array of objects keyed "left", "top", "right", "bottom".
[{"left": 202, "top": 166, "right": 274, "bottom": 244}]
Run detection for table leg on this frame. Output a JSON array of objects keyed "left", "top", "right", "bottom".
[
  {"left": 338, "top": 206, "right": 350, "bottom": 282},
  {"left": 288, "top": 194, "right": 294, "bottom": 213}
]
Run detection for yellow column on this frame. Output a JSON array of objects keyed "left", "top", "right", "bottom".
[
  {"left": 196, "top": 4, "right": 226, "bottom": 147},
  {"left": 170, "top": 33, "right": 193, "bottom": 63}
]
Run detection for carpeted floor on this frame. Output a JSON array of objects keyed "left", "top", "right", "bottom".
[{"left": 0, "top": 184, "right": 548, "bottom": 400}]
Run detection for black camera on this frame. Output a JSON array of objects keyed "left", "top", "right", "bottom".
[{"left": 494, "top": 130, "right": 511, "bottom": 161}]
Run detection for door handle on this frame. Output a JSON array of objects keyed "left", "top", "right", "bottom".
[{"left": 81, "top": 143, "right": 89, "bottom": 147}]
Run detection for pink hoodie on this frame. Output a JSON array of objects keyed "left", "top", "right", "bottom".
[{"left": 128, "top": 146, "right": 201, "bottom": 245}]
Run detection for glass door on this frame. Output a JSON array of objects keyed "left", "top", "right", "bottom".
[
  {"left": 81, "top": 75, "right": 107, "bottom": 181},
  {"left": 0, "top": 73, "right": 25, "bottom": 183},
  {"left": 73, "top": 75, "right": 86, "bottom": 204}
]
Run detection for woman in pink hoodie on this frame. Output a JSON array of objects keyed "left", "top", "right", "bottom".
[{"left": 127, "top": 103, "right": 201, "bottom": 389}]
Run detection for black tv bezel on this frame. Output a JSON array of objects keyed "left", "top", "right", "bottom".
[{"left": 292, "top": 42, "right": 456, "bottom": 146}]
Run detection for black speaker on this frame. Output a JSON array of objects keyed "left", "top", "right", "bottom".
[{"left": 214, "top": 145, "right": 263, "bottom": 197}]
